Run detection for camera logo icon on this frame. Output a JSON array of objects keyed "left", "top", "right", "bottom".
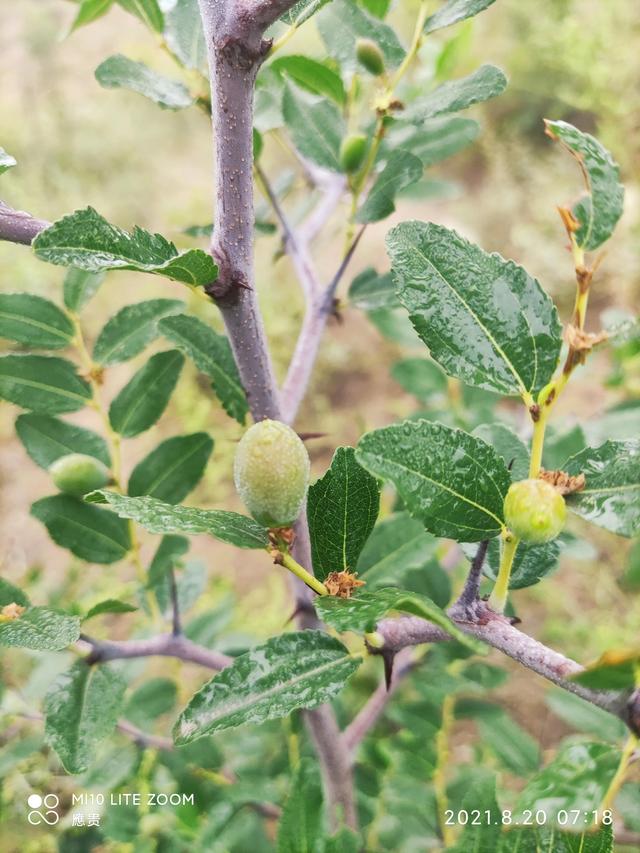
[{"left": 27, "top": 793, "right": 60, "bottom": 825}]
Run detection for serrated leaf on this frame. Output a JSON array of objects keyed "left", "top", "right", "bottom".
[
  {"left": 277, "top": 759, "right": 323, "bottom": 853},
  {"left": 163, "top": 0, "right": 206, "bottom": 71},
  {"left": 456, "top": 701, "right": 539, "bottom": 774},
  {"left": 109, "top": 349, "right": 184, "bottom": 437},
  {"left": 280, "top": 0, "right": 331, "bottom": 26},
  {"left": 316, "top": 588, "right": 484, "bottom": 652},
  {"left": 357, "top": 150, "right": 423, "bottom": 223},
  {"left": 95, "top": 54, "right": 194, "bottom": 110},
  {"left": 388, "top": 116, "right": 480, "bottom": 168},
  {"left": 0, "top": 293, "right": 75, "bottom": 349},
  {"left": 403, "top": 65, "right": 507, "bottom": 124},
  {"left": 63, "top": 267, "right": 105, "bottom": 312},
  {"left": 516, "top": 742, "right": 621, "bottom": 821},
  {"left": 174, "top": 631, "right": 361, "bottom": 743},
  {"left": 0, "top": 147, "right": 17, "bottom": 174},
  {"left": 117, "top": 0, "right": 163, "bottom": 32},
  {"left": 87, "top": 490, "right": 269, "bottom": 549},
  {"left": 84, "top": 599, "right": 137, "bottom": 620},
  {"left": 391, "top": 357, "right": 447, "bottom": 401},
  {"left": 308, "top": 447, "right": 380, "bottom": 581},
  {"left": 159, "top": 313, "right": 248, "bottom": 423},
  {"left": 472, "top": 422, "right": 530, "bottom": 481},
  {"left": 571, "top": 649, "right": 640, "bottom": 690},
  {"left": 387, "top": 221, "right": 562, "bottom": 398},
  {"left": 70, "top": 0, "right": 114, "bottom": 32},
  {"left": 271, "top": 55, "right": 345, "bottom": 105},
  {"left": 317, "top": 0, "right": 405, "bottom": 71},
  {"left": 448, "top": 771, "right": 502, "bottom": 853},
  {"left": 125, "top": 677, "right": 177, "bottom": 725},
  {"left": 0, "top": 577, "right": 30, "bottom": 608},
  {"left": 545, "top": 120, "right": 624, "bottom": 250},
  {"left": 498, "top": 825, "right": 613, "bottom": 853},
  {"left": 282, "top": 84, "right": 344, "bottom": 172},
  {"left": 128, "top": 432, "right": 213, "bottom": 503},
  {"left": 93, "top": 298, "right": 183, "bottom": 365},
  {"left": 16, "top": 413, "right": 110, "bottom": 469},
  {"left": 0, "top": 354, "right": 92, "bottom": 413},
  {"left": 464, "top": 536, "right": 560, "bottom": 589},
  {"left": 356, "top": 420, "right": 510, "bottom": 541},
  {"left": 356, "top": 511, "right": 439, "bottom": 588},
  {"left": 424, "top": 0, "right": 496, "bottom": 34},
  {"left": 31, "top": 495, "right": 131, "bottom": 564},
  {"left": 348, "top": 268, "right": 397, "bottom": 310},
  {"left": 545, "top": 689, "right": 627, "bottom": 742},
  {"left": 0, "top": 607, "right": 80, "bottom": 650},
  {"left": 564, "top": 440, "right": 639, "bottom": 537},
  {"left": 44, "top": 661, "right": 126, "bottom": 774},
  {"left": 34, "top": 207, "right": 218, "bottom": 286}
]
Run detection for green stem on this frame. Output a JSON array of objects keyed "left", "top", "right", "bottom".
[
  {"left": 279, "top": 551, "right": 328, "bottom": 596},
  {"left": 488, "top": 533, "right": 520, "bottom": 614},
  {"left": 528, "top": 411, "right": 548, "bottom": 479},
  {"left": 600, "top": 733, "right": 638, "bottom": 814},
  {"left": 433, "top": 690, "right": 456, "bottom": 847}
]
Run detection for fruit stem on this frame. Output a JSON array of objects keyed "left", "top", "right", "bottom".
[
  {"left": 278, "top": 551, "right": 329, "bottom": 597},
  {"left": 600, "top": 732, "right": 638, "bottom": 814},
  {"left": 528, "top": 411, "right": 548, "bottom": 479},
  {"left": 488, "top": 532, "right": 520, "bottom": 614}
]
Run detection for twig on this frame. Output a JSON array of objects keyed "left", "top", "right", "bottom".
[
  {"left": 79, "top": 632, "right": 233, "bottom": 671},
  {"left": 455, "top": 540, "right": 489, "bottom": 611},
  {"left": 169, "top": 566, "right": 182, "bottom": 636},
  {"left": 0, "top": 201, "right": 49, "bottom": 245}
]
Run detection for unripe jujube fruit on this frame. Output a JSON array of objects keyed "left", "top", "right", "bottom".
[
  {"left": 356, "top": 38, "right": 385, "bottom": 76},
  {"left": 49, "top": 453, "right": 110, "bottom": 496},
  {"left": 339, "top": 133, "right": 368, "bottom": 174},
  {"left": 234, "top": 419, "right": 310, "bottom": 527},
  {"left": 504, "top": 478, "right": 566, "bottom": 544}
]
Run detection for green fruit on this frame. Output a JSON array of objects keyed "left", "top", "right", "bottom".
[
  {"left": 356, "top": 38, "right": 385, "bottom": 76},
  {"left": 339, "top": 133, "right": 368, "bottom": 174},
  {"left": 49, "top": 453, "right": 110, "bottom": 496},
  {"left": 234, "top": 419, "right": 310, "bottom": 528},
  {"left": 504, "top": 478, "right": 566, "bottom": 544}
]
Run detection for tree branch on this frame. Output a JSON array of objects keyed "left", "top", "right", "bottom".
[
  {"left": 372, "top": 603, "right": 640, "bottom": 735},
  {"left": 80, "top": 632, "right": 233, "bottom": 671},
  {"left": 0, "top": 201, "right": 49, "bottom": 245}
]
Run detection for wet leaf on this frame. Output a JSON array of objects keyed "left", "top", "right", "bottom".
[{"left": 0, "top": 607, "right": 80, "bottom": 650}]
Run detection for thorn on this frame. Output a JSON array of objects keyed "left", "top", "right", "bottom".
[{"left": 382, "top": 649, "right": 396, "bottom": 691}]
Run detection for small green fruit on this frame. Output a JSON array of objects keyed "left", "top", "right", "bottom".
[
  {"left": 49, "top": 453, "right": 110, "bottom": 496},
  {"left": 234, "top": 419, "right": 310, "bottom": 527},
  {"left": 356, "top": 38, "right": 385, "bottom": 76},
  {"left": 504, "top": 478, "right": 566, "bottom": 544},
  {"left": 339, "top": 133, "right": 368, "bottom": 174}
]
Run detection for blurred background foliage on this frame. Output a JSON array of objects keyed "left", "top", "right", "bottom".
[{"left": 1, "top": 0, "right": 639, "bottom": 850}]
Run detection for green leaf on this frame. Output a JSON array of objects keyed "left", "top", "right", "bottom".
[
  {"left": 356, "top": 420, "right": 510, "bottom": 541},
  {"left": 125, "top": 677, "right": 177, "bottom": 725},
  {"left": 543, "top": 424, "right": 586, "bottom": 471},
  {"left": 0, "top": 735, "right": 44, "bottom": 776},
  {"left": 128, "top": 432, "right": 213, "bottom": 503},
  {"left": 348, "top": 268, "right": 397, "bottom": 310},
  {"left": 317, "top": 0, "right": 405, "bottom": 71},
  {"left": 457, "top": 701, "right": 539, "bottom": 774},
  {"left": 163, "top": 0, "right": 206, "bottom": 71},
  {"left": 31, "top": 495, "right": 131, "bottom": 564},
  {"left": 424, "top": 0, "right": 496, "bottom": 34},
  {"left": 34, "top": 207, "right": 218, "bottom": 286},
  {"left": 95, "top": 54, "right": 194, "bottom": 110},
  {"left": 516, "top": 742, "right": 621, "bottom": 821},
  {"left": 280, "top": 0, "right": 331, "bottom": 25},
  {"left": 16, "top": 413, "right": 110, "bottom": 469},
  {"left": 403, "top": 65, "right": 507, "bottom": 124},
  {"left": 147, "top": 534, "right": 190, "bottom": 611},
  {"left": 0, "top": 607, "right": 80, "bottom": 650},
  {"left": 356, "top": 150, "right": 423, "bottom": 223},
  {"left": 546, "top": 689, "right": 627, "bottom": 742},
  {"left": 0, "top": 354, "right": 92, "bottom": 414},
  {"left": 0, "top": 577, "right": 30, "bottom": 608},
  {"left": 116, "top": 0, "right": 164, "bottom": 32},
  {"left": 271, "top": 55, "right": 345, "bottom": 105},
  {"left": 44, "top": 661, "right": 126, "bottom": 774},
  {"left": 159, "top": 314, "right": 248, "bottom": 424},
  {"left": 388, "top": 116, "right": 480, "bottom": 168},
  {"left": 109, "top": 349, "right": 184, "bottom": 437},
  {"left": 356, "top": 511, "right": 439, "bottom": 588},
  {"left": 84, "top": 599, "right": 137, "bottom": 620},
  {"left": 174, "top": 631, "right": 361, "bottom": 743},
  {"left": 472, "top": 422, "right": 530, "bottom": 481},
  {"left": 316, "top": 588, "right": 484, "bottom": 652},
  {"left": 498, "top": 825, "right": 613, "bottom": 853},
  {"left": 282, "top": 84, "right": 344, "bottom": 172},
  {"left": 308, "top": 447, "right": 380, "bottom": 581},
  {"left": 63, "top": 267, "right": 105, "bottom": 312},
  {"left": 70, "top": 0, "right": 114, "bottom": 32},
  {"left": 571, "top": 649, "right": 640, "bottom": 690},
  {"left": 545, "top": 120, "right": 624, "bottom": 250},
  {"left": 93, "top": 298, "right": 183, "bottom": 365},
  {"left": 0, "top": 147, "right": 17, "bottom": 174},
  {"left": 0, "top": 293, "right": 75, "bottom": 349},
  {"left": 324, "top": 829, "right": 361, "bottom": 853},
  {"left": 87, "top": 490, "right": 269, "bottom": 549},
  {"left": 391, "top": 357, "right": 447, "bottom": 401},
  {"left": 564, "top": 440, "right": 640, "bottom": 537},
  {"left": 386, "top": 221, "right": 562, "bottom": 398},
  {"left": 277, "top": 759, "right": 323, "bottom": 853},
  {"left": 448, "top": 771, "right": 502, "bottom": 853}
]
